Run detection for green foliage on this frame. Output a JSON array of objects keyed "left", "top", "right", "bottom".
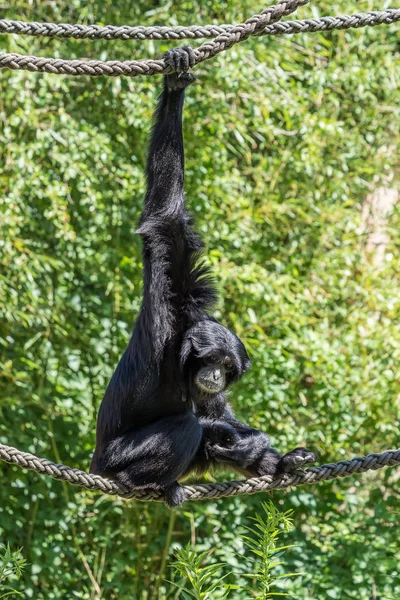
[
  {"left": 241, "top": 501, "right": 297, "bottom": 598},
  {"left": 170, "top": 544, "right": 232, "bottom": 599},
  {"left": 0, "top": 543, "right": 26, "bottom": 598},
  {"left": 0, "top": 1, "right": 399, "bottom": 598},
  {"left": 170, "top": 502, "right": 297, "bottom": 599}
]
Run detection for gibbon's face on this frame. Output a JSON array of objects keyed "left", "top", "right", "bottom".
[
  {"left": 180, "top": 320, "right": 251, "bottom": 398},
  {"left": 194, "top": 354, "right": 236, "bottom": 394}
]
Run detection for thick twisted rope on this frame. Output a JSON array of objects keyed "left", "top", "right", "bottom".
[
  {"left": 0, "top": 8, "right": 398, "bottom": 79},
  {"left": 0, "top": 0, "right": 306, "bottom": 78},
  {"left": 0, "top": 9, "right": 399, "bottom": 41},
  {"left": 0, "top": 443, "right": 399, "bottom": 504},
  {"left": 0, "top": 7, "right": 398, "bottom": 78},
  {"left": 264, "top": 9, "right": 400, "bottom": 34}
]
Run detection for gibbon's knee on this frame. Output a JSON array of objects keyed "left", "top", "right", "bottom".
[{"left": 101, "top": 413, "right": 202, "bottom": 489}]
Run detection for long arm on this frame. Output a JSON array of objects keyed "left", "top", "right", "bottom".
[
  {"left": 140, "top": 46, "right": 195, "bottom": 222},
  {"left": 135, "top": 59, "right": 216, "bottom": 361},
  {"left": 140, "top": 76, "right": 187, "bottom": 222}
]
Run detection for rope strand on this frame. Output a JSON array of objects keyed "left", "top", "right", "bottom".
[
  {"left": 0, "top": 7, "right": 398, "bottom": 78},
  {"left": 0, "top": 9, "right": 398, "bottom": 41},
  {"left": 0, "top": 8, "right": 398, "bottom": 79},
  {"left": 0, "top": 0, "right": 309, "bottom": 77},
  {"left": 0, "top": 0, "right": 307, "bottom": 78},
  {"left": 1, "top": 443, "right": 399, "bottom": 504}
]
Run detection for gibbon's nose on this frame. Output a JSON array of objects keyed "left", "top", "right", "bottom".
[{"left": 213, "top": 369, "right": 221, "bottom": 381}]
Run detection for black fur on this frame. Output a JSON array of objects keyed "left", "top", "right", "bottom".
[{"left": 90, "top": 48, "right": 316, "bottom": 506}]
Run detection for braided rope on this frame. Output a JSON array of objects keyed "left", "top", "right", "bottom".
[
  {"left": 0, "top": 9, "right": 399, "bottom": 41},
  {"left": 0, "top": 0, "right": 306, "bottom": 78},
  {"left": 0, "top": 7, "right": 398, "bottom": 79},
  {"left": 264, "top": 9, "right": 400, "bottom": 34},
  {"left": 1, "top": 443, "right": 399, "bottom": 504},
  {"left": 0, "top": 8, "right": 398, "bottom": 80}
]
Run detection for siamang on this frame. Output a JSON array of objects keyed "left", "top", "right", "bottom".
[{"left": 90, "top": 47, "right": 316, "bottom": 506}]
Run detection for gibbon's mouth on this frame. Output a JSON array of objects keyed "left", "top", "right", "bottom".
[{"left": 195, "top": 375, "right": 225, "bottom": 394}]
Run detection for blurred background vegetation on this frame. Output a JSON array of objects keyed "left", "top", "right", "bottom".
[{"left": 0, "top": 0, "right": 399, "bottom": 598}]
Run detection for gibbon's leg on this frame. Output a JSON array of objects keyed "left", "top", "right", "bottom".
[{"left": 96, "top": 412, "right": 202, "bottom": 507}]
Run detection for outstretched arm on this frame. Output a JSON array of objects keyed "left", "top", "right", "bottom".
[
  {"left": 136, "top": 48, "right": 215, "bottom": 360},
  {"left": 140, "top": 71, "right": 192, "bottom": 224},
  {"left": 199, "top": 403, "right": 317, "bottom": 477}
]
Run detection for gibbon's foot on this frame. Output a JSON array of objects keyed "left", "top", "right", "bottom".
[
  {"left": 164, "top": 482, "right": 188, "bottom": 508},
  {"left": 165, "top": 46, "right": 195, "bottom": 72},
  {"left": 277, "top": 447, "right": 317, "bottom": 474}
]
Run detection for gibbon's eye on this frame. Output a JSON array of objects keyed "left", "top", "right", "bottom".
[
  {"left": 205, "top": 355, "right": 219, "bottom": 366},
  {"left": 224, "top": 361, "right": 234, "bottom": 373}
]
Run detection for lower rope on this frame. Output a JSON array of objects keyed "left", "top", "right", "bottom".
[{"left": 0, "top": 443, "right": 399, "bottom": 503}]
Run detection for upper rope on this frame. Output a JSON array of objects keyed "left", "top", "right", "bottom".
[
  {"left": 0, "top": 3, "right": 398, "bottom": 78},
  {"left": 1, "top": 443, "right": 399, "bottom": 504},
  {"left": 0, "top": 0, "right": 307, "bottom": 77},
  {"left": 0, "top": 9, "right": 398, "bottom": 41}
]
